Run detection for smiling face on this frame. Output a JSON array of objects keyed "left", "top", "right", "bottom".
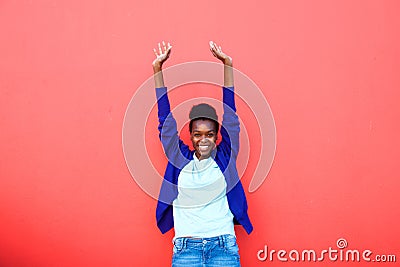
[{"left": 190, "top": 119, "right": 218, "bottom": 160}]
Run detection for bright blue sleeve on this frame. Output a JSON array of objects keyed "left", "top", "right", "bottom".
[
  {"left": 155, "top": 87, "right": 191, "bottom": 166},
  {"left": 219, "top": 86, "right": 240, "bottom": 158}
]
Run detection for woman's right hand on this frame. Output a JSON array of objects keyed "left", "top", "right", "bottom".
[{"left": 152, "top": 41, "right": 172, "bottom": 70}]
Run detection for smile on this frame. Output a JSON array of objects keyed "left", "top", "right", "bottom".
[{"left": 198, "top": 145, "right": 210, "bottom": 151}]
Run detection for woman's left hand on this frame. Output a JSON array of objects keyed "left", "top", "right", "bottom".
[{"left": 209, "top": 41, "right": 232, "bottom": 66}]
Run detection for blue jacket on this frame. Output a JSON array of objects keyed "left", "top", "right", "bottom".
[{"left": 155, "top": 86, "right": 253, "bottom": 234}]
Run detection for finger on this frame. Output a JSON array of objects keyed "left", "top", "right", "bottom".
[
  {"left": 211, "top": 47, "right": 219, "bottom": 58},
  {"left": 219, "top": 45, "right": 222, "bottom": 51},
  {"left": 158, "top": 43, "right": 162, "bottom": 54},
  {"left": 153, "top": 48, "right": 158, "bottom": 56},
  {"left": 210, "top": 48, "right": 214, "bottom": 56},
  {"left": 212, "top": 41, "right": 218, "bottom": 49},
  {"left": 210, "top": 41, "right": 215, "bottom": 48},
  {"left": 211, "top": 41, "right": 216, "bottom": 49},
  {"left": 162, "top": 40, "right": 166, "bottom": 51},
  {"left": 211, "top": 42, "right": 218, "bottom": 52}
]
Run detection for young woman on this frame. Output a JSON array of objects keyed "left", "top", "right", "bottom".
[{"left": 153, "top": 41, "right": 253, "bottom": 267}]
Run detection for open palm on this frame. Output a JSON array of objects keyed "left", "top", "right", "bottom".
[
  {"left": 152, "top": 41, "right": 172, "bottom": 68},
  {"left": 209, "top": 41, "right": 232, "bottom": 65}
]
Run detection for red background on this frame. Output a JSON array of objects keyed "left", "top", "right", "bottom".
[{"left": 1, "top": 0, "right": 399, "bottom": 266}]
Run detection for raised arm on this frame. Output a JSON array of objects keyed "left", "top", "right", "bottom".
[
  {"left": 209, "top": 40, "right": 233, "bottom": 87},
  {"left": 209, "top": 41, "right": 240, "bottom": 158},
  {"left": 153, "top": 41, "right": 172, "bottom": 88},
  {"left": 152, "top": 41, "right": 191, "bottom": 166}
]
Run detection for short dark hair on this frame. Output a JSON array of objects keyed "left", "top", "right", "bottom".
[{"left": 189, "top": 103, "right": 219, "bottom": 134}]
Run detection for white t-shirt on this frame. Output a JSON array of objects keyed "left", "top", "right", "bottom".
[{"left": 172, "top": 153, "right": 235, "bottom": 239}]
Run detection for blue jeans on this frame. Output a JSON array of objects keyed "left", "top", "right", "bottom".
[{"left": 172, "top": 234, "right": 241, "bottom": 267}]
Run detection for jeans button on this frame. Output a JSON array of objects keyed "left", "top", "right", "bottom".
[{"left": 202, "top": 240, "right": 207, "bottom": 244}]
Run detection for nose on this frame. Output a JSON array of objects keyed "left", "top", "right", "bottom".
[{"left": 199, "top": 135, "right": 208, "bottom": 142}]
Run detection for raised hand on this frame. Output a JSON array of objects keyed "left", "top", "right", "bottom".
[
  {"left": 209, "top": 41, "right": 232, "bottom": 66},
  {"left": 152, "top": 41, "right": 172, "bottom": 70}
]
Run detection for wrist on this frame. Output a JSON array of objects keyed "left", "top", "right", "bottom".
[
  {"left": 153, "top": 63, "right": 162, "bottom": 73},
  {"left": 223, "top": 56, "right": 233, "bottom": 66}
]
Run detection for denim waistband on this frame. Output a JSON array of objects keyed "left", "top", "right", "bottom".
[{"left": 173, "top": 234, "right": 235, "bottom": 248}]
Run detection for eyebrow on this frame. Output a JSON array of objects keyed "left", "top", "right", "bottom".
[{"left": 192, "top": 130, "right": 215, "bottom": 133}]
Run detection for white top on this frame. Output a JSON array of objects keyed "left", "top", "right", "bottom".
[{"left": 172, "top": 153, "right": 235, "bottom": 239}]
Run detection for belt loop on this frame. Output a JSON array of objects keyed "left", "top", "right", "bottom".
[
  {"left": 183, "top": 237, "right": 187, "bottom": 249},
  {"left": 219, "top": 235, "right": 225, "bottom": 248}
]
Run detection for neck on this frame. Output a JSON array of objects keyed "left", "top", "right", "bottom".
[
  {"left": 195, "top": 152, "right": 210, "bottom": 161},
  {"left": 195, "top": 149, "right": 216, "bottom": 161}
]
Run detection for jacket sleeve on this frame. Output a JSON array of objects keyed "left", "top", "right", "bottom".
[
  {"left": 218, "top": 86, "right": 240, "bottom": 158},
  {"left": 156, "top": 87, "right": 191, "bottom": 166}
]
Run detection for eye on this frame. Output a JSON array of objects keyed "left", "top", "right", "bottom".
[
  {"left": 194, "top": 133, "right": 200, "bottom": 137},
  {"left": 207, "top": 133, "right": 214, "bottom": 137}
]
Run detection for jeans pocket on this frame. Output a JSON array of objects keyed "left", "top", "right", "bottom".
[
  {"left": 172, "top": 238, "right": 185, "bottom": 255},
  {"left": 224, "top": 235, "right": 239, "bottom": 256}
]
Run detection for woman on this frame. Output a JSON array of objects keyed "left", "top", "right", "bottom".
[{"left": 153, "top": 41, "right": 252, "bottom": 267}]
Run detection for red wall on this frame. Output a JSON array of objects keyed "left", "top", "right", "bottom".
[{"left": 1, "top": 1, "right": 399, "bottom": 266}]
